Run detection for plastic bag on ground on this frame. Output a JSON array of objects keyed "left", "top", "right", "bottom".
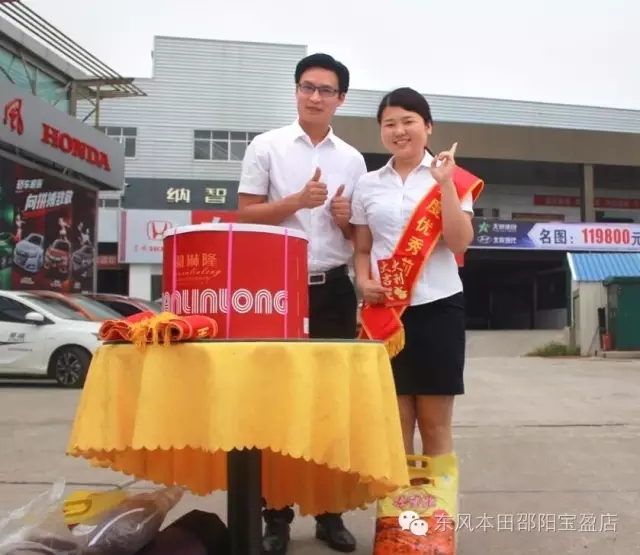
[{"left": 0, "top": 481, "right": 184, "bottom": 555}]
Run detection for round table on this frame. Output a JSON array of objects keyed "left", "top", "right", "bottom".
[{"left": 67, "top": 339, "right": 409, "bottom": 555}]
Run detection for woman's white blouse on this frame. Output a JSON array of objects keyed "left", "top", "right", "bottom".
[{"left": 350, "top": 152, "right": 473, "bottom": 307}]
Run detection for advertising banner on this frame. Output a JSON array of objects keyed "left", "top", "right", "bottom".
[
  {"left": 471, "top": 218, "right": 640, "bottom": 251},
  {"left": 120, "top": 209, "right": 239, "bottom": 263},
  {"left": 533, "top": 194, "right": 640, "bottom": 211},
  {"left": 8, "top": 159, "right": 97, "bottom": 292},
  {"left": 119, "top": 209, "right": 192, "bottom": 264}
]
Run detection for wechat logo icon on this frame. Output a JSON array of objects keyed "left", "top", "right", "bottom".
[{"left": 398, "top": 510, "right": 429, "bottom": 536}]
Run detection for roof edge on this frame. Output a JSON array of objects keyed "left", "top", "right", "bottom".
[{"left": 154, "top": 35, "right": 308, "bottom": 50}]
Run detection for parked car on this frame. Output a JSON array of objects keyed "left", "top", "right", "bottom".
[
  {"left": 13, "top": 233, "right": 44, "bottom": 273},
  {"left": 0, "top": 290, "right": 101, "bottom": 387},
  {"left": 85, "top": 294, "right": 162, "bottom": 317},
  {"left": 29, "top": 291, "right": 121, "bottom": 321},
  {"left": 44, "top": 238, "right": 71, "bottom": 276}
]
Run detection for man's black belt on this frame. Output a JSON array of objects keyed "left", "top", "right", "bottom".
[{"left": 308, "top": 264, "right": 348, "bottom": 286}]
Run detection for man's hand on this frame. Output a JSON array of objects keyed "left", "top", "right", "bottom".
[
  {"left": 296, "top": 167, "right": 328, "bottom": 209},
  {"left": 329, "top": 184, "right": 350, "bottom": 229}
]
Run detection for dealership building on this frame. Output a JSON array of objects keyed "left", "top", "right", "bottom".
[
  {"left": 79, "top": 35, "right": 640, "bottom": 329},
  {"left": 0, "top": 2, "right": 142, "bottom": 294}
]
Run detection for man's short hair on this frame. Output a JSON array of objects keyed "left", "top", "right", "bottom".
[{"left": 294, "top": 53, "right": 350, "bottom": 94}]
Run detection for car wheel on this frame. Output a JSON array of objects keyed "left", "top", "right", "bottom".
[{"left": 49, "top": 346, "right": 91, "bottom": 389}]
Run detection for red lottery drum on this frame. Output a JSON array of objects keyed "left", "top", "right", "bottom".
[{"left": 162, "top": 223, "right": 309, "bottom": 339}]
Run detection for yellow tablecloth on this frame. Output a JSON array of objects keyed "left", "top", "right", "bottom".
[{"left": 67, "top": 340, "right": 409, "bottom": 516}]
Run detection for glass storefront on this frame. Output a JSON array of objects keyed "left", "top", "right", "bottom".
[{"left": 0, "top": 46, "right": 69, "bottom": 113}]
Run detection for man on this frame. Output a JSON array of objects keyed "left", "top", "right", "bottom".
[{"left": 237, "top": 53, "right": 367, "bottom": 555}]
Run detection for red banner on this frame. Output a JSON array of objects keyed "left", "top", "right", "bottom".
[{"left": 534, "top": 194, "right": 640, "bottom": 210}]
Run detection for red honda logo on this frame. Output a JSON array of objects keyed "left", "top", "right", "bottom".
[
  {"left": 3, "top": 98, "right": 24, "bottom": 135},
  {"left": 146, "top": 220, "right": 172, "bottom": 241}
]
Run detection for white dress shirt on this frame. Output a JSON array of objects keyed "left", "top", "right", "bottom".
[
  {"left": 350, "top": 152, "right": 474, "bottom": 306},
  {"left": 238, "top": 121, "right": 367, "bottom": 273}
]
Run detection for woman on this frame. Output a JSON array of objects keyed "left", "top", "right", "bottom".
[{"left": 350, "top": 87, "right": 481, "bottom": 458}]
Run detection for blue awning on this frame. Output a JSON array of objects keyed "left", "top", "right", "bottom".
[{"left": 567, "top": 252, "right": 640, "bottom": 282}]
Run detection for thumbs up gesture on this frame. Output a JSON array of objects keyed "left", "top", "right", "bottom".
[
  {"left": 297, "top": 167, "right": 328, "bottom": 209},
  {"left": 330, "top": 183, "right": 350, "bottom": 229}
]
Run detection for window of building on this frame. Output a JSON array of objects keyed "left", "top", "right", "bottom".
[
  {"left": 193, "top": 130, "right": 261, "bottom": 161},
  {"left": 98, "top": 127, "right": 137, "bottom": 158},
  {"left": 475, "top": 208, "right": 500, "bottom": 218},
  {"left": 0, "top": 47, "right": 69, "bottom": 113},
  {"left": 98, "top": 198, "right": 121, "bottom": 208}
]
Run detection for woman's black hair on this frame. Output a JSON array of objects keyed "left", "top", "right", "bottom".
[{"left": 376, "top": 87, "right": 433, "bottom": 125}]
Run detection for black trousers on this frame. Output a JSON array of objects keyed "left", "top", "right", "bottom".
[{"left": 263, "top": 272, "right": 358, "bottom": 524}]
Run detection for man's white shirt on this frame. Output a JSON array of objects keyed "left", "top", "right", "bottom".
[{"left": 237, "top": 121, "right": 367, "bottom": 273}]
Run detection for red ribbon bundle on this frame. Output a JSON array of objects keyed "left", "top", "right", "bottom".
[{"left": 98, "top": 312, "right": 218, "bottom": 346}]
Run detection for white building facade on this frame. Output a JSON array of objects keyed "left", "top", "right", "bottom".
[{"left": 87, "top": 36, "right": 640, "bottom": 301}]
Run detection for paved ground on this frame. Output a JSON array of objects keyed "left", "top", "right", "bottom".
[
  {"left": 1, "top": 354, "right": 639, "bottom": 554},
  {"left": 466, "top": 329, "right": 566, "bottom": 357}
]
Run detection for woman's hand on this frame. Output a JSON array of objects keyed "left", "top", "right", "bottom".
[
  {"left": 359, "top": 279, "right": 390, "bottom": 305},
  {"left": 431, "top": 142, "right": 458, "bottom": 185}
]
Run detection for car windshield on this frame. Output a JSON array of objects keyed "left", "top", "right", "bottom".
[
  {"left": 27, "top": 235, "right": 41, "bottom": 245},
  {"left": 17, "top": 293, "right": 89, "bottom": 321},
  {"left": 52, "top": 240, "right": 70, "bottom": 251},
  {"left": 71, "top": 295, "right": 121, "bottom": 319}
]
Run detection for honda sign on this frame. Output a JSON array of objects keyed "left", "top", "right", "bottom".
[
  {"left": 0, "top": 80, "right": 125, "bottom": 189},
  {"left": 146, "top": 220, "right": 172, "bottom": 241},
  {"left": 119, "top": 210, "right": 191, "bottom": 263}
]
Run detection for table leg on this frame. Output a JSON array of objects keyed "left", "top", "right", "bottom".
[{"left": 227, "top": 448, "right": 262, "bottom": 555}]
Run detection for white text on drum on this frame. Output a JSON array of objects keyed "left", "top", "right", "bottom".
[{"left": 162, "top": 289, "right": 288, "bottom": 315}]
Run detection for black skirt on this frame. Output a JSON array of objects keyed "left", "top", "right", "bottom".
[{"left": 391, "top": 292, "right": 466, "bottom": 396}]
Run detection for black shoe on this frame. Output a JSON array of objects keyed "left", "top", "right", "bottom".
[
  {"left": 262, "top": 519, "right": 290, "bottom": 555},
  {"left": 315, "top": 513, "right": 357, "bottom": 553}
]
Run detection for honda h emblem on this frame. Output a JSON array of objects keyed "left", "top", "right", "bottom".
[
  {"left": 146, "top": 220, "right": 172, "bottom": 241},
  {"left": 3, "top": 98, "right": 24, "bottom": 135}
]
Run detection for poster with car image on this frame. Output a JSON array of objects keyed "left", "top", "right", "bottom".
[{"left": 9, "top": 160, "right": 96, "bottom": 293}]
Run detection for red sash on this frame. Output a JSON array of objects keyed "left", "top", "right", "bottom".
[{"left": 359, "top": 166, "right": 484, "bottom": 357}]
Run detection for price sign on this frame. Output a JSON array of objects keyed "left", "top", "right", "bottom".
[
  {"left": 470, "top": 218, "right": 640, "bottom": 251},
  {"left": 527, "top": 223, "right": 640, "bottom": 251}
]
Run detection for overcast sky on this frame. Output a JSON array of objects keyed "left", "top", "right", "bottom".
[{"left": 26, "top": 0, "right": 639, "bottom": 110}]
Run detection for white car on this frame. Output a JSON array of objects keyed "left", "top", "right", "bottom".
[{"left": 0, "top": 290, "right": 102, "bottom": 388}]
